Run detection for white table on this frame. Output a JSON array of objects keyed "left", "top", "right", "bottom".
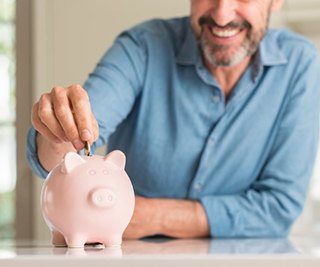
[{"left": 1, "top": 236, "right": 320, "bottom": 267}]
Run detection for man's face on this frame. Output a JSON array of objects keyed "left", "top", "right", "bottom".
[{"left": 191, "top": 0, "right": 283, "bottom": 67}]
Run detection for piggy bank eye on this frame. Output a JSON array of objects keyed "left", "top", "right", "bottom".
[
  {"left": 88, "top": 169, "right": 96, "bottom": 175},
  {"left": 102, "top": 169, "right": 109, "bottom": 175}
]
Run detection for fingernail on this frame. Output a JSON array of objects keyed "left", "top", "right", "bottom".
[
  {"left": 72, "top": 139, "right": 84, "bottom": 151},
  {"left": 81, "top": 129, "right": 92, "bottom": 140}
]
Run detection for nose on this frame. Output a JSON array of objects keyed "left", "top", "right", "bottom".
[
  {"left": 211, "top": 0, "right": 237, "bottom": 27},
  {"left": 90, "top": 188, "right": 116, "bottom": 208}
]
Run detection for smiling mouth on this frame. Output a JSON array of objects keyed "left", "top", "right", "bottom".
[
  {"left": 199, "top": 16, "right": 249, "bottom": 40},
  {"left": 211, "top": 27, "right": 242, "bottom": 38}
]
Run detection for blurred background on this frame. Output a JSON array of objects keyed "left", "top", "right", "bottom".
[{"left": 1, "top": 0, "right": 320, "bottom": 242}]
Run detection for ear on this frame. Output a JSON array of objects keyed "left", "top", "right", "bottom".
[
  {"left": 271, "top": 0, "right": 285, "bottom": 12},
  {"left": 61, "top": 152, "right": 86, "bottom": 173},
  {"left": 104, "top": 150, "right": 126, "bottom": 170}
]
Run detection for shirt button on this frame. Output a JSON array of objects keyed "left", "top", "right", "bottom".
[
  {"left": 194, "top": 183, "right": 202, "bottom": 192},
  {"left": 212, "top": 95, "right": 220, "bottom": 103},
  {"left": 208, "top": 137, "right": 215, "bottom": 145}
]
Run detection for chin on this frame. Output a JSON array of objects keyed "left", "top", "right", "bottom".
[{"left": 203, "top": 46, "right": 250, "bottom": 68}]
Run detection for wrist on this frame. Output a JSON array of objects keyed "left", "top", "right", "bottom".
[
  {"left": 149, "top": 198, "right": 165, "bottom": 235},
  {"left": 36, "top": 131, "right": 76, "bottom": 172},
  {"left": 36, "top": 132, "right": 74, "bottom": 152}
]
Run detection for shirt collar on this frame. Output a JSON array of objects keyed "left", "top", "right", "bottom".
[
  {"left": 176, "top": 22, "right": 288, "bottom": 69},
  {"left": 259, "top": 30, "right": 288, "bottom": 66},
  {"left": 176, "top": 21, "right": 199, "bottom": 65}
]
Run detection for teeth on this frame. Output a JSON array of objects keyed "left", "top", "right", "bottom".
[{"left": 211, "top": 28, "right": 240, "bottom": 38}]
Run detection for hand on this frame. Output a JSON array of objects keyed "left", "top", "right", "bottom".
[
  {"left": 123, "top": 197, "right": 162, "bottom": 239},
  {"left": 32, "top": 85, "right": 99, "bottom": 150}
]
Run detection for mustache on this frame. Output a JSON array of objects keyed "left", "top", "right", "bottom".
[{"left": 199, "top": 16, "right": 251, "bottom": 30}]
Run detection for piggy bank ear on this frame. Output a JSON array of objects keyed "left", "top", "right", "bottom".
[
  {"left": 104, "top": 150, "right": 126, "bottom": 170},
  {"left": 62, "top": 152, "right": 86, "bottom": 173}
]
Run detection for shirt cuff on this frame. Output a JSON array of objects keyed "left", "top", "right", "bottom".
[
  {"left": 200, "top": 195, "right": 242, "bottom": 238},
  {"left": 26, "top": 127, "right": 49, "bottom": 179}
]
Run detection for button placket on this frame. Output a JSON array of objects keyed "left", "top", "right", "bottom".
[{"left": 192, "top": 134, "right": 216, "bottom": 195}]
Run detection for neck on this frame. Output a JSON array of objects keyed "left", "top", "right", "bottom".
[{"left": 205, "top": 56, "right": 251, "bottom": 99}]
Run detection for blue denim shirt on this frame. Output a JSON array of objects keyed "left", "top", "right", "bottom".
[{"left": 27, "top": 17, "right": 320, "bottom": 237}]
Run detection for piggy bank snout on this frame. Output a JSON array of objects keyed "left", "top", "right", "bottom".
[{"left": 90, "top": 188, "right": 116, "bottom": 208}]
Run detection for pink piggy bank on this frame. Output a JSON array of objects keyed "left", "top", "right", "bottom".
[{"left": 40, "top": 150, "right": 135, "bottom": 248}]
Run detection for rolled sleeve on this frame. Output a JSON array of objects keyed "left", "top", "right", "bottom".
[
  {"left": 200, "top": 195, "right": 244, "bottom": 237},
  {"left": 26, "top": 127, "right": 49, "bottom": 179}
]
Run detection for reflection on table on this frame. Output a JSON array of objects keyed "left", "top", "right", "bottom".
[{"left": 2, "top": 235, "right": 319, "bottom": 259}]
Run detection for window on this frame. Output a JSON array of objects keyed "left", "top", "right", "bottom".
[{"left": 0, "top": 0, "right": 16, "bottom": 241}]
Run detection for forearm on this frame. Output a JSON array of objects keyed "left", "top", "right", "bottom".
[
  {"left": 37, "top": 132, "right": 76, "bottom": 172},
  {"left": 155, "top": 198, "right": 210, "bottom": 238}
]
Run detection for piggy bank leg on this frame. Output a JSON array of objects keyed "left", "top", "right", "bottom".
[
  {"left": 104, "top": 235, "right": 122, "bottom": 247},
  {"left": 52, "top": 230, "right": 67, "bottom": 247},
  {"left": 65, "top": 235, "right": 87, "bottom": 248}
]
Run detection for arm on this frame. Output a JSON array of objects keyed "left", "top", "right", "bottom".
[
  {"left": 26, "top": 29, "right": 146, "bottom": 176},
  {"left": 124, "top": 197, "right": 210, "bottom": 239},
  {"left": 124, "top": 53, "right": 320, "bottom": 239},
  {"left": 197, "top": 54, "right": 320, "bottom": 238}
]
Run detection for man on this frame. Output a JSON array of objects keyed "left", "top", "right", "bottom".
[{"left": 27, "top": 0, "right": 320, "bottom": 238}]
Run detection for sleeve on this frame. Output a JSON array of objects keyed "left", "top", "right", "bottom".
[
  {"left": 200, "top": 53, "right": 320, "bottom": 238},
  {"left": 25, "top": 29, "right": 147, "bottom": 177},
  {"left": 83, "top": 29, "right": 147, "bottom": 151},
  {"left": 26, "top": 127, "right": 50, "bottom": 178}
]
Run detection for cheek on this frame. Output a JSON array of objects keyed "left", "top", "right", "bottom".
[
  {"left": 251, "top": 13, "right": 269, "bottom": 36},
  {"left": 190, "top": 0, "right": 212, "bottom": 35},
  {"left": 243, "top": 2, "right": 271, "bottom": 29},
  {"left": 190, "top": 11, "right": 200, "bottom": 36}
]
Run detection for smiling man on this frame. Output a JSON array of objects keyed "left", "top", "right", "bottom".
[{"left": 27, "top": 0, "right": 320, "bottom": 238}]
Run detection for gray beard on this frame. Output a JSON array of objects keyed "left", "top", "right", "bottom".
[
  {"left": 198, "top": 9, "right": 271, "bottom": 68},
  {"left": 199, "top": 29, "right": 261, "bottom": 67}
]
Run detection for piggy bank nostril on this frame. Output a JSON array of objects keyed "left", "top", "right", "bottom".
[
  {"left": 88, "top": 170, "right": 96, "bottom": 175},
  {"left": 91, "top": 188, "right": 116, "bottom": 208}
]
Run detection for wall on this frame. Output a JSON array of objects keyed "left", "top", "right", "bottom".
[{"left": 33, "top": 0, "right": 189, "bottom": 90}]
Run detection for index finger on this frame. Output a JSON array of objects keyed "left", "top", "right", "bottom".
[{"left": 67, "top": 85, "right": 93, "bottom": 143}]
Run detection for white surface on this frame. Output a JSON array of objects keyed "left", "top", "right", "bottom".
[{"left": 1, "top": 236, "right": 320, "bottom": 267}]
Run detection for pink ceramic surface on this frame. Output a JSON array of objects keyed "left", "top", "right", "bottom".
[{"left": 40, "top": 150, "right": 135, "bottom": 248}]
